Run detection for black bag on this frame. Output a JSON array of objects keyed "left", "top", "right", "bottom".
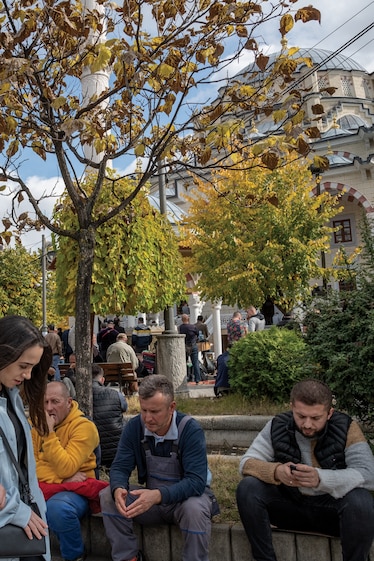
[
  {"left": 0, "top": 427, "right": 47, "bottom": 558},
  {"left": 0, "top": 502, "right": 46, "bottom": 558}
]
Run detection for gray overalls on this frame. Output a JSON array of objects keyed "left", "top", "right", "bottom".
[{"left": 100, "top": 416, "right": 214, "bottom": 561}]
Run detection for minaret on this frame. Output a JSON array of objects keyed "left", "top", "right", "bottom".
[{"left": 81, "top": 0, "right": 111, "bottom": 166}]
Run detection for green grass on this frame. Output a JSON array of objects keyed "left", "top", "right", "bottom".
[{"left": 127, "top": 393, "right": 286, "bottom": 416}]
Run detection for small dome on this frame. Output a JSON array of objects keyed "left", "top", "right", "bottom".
[
  {"left": 337, "top": 114, "right": 369, "bottom": 130},
  {"left": 148, "top": 195, "right": 185, "bottom": 224},
  {"left": 326, "top": 154, "right": 352, "bottom": 166},
  {"left": 321, "top": 127, "right": 353, "bottom": 139}
]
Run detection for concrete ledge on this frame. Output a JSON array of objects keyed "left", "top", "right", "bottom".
[
  {"left": 194, "top": 415, "right": 273, "bottom": 448},
  {"left": 51, "top": 514, "right": 374, "bottom": 561},
  {"left": 123, "top": 414, "right": 273, "bottom": 449}
]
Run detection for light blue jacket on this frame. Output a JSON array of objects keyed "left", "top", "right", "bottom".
[{"left": 0, "top": 387, "right": 50, "bottom": 561}]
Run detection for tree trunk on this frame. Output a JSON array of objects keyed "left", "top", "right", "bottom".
[{"left": 74, "top": 227, "right": 96, "bottom": 417}]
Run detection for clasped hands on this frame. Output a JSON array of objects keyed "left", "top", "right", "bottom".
[
  {"left": 114, "top": 487, "right": 162, "bottom": 518},
  {"left": 275, "top": 462, "right": 320, "bottom": 488}
]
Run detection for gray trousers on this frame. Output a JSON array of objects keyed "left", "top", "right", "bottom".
[{"left": 100, "top": 486, "right": 212, "bottom": 561}]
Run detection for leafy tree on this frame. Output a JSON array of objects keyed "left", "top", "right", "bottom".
[
  {"left": 0, "top": 0, "right": 322, "bottom": 413},
  {"left": 182, "top": 155, "right": 339, "bottom": 310},
  {"left": 228, "top": 327, "right": 307, "bottom": 403},
  {"left": 303, "top": 214, "right": 374, "bottom": 424},
  {"left": 54, "top": 174, "right": 185, "bottom": 316},
  {"left": 0, "top": 245, "right": 42, "bottom": 324}
]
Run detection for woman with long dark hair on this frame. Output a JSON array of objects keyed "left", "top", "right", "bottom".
[{"left": 0, "top": 315, "right": 52, "bottom": 561}]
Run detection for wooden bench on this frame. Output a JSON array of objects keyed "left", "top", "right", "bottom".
[
  {"left": 58, "top": 362, "right": 138, "bottom": 395},
  {"left": 96, "top": 362, "right": 138, "bottom": 395},
  {"left": 58, "top": 363, "right": 71, "bottom": 378}
]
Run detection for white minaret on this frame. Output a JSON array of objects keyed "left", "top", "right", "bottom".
[{"left": 81, "top": 0, "right": 111, "bottom": 166}]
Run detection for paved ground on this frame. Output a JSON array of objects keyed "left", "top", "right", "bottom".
[{"left": 187, "top": 379, "right": 216, "bottom": 398}]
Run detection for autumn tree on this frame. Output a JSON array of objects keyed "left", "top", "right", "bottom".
[
  {"left": 182, "top": 155, "right": 340, "bottom": 310},
  {"left": 54, "top": 174, "right": 185, "bottom": 316},
  {"left": 0, "top": 245, "right": 42, "bottom": 323},
  {"left": 0, "top": 0, "right": 322, "bottom": 412}
]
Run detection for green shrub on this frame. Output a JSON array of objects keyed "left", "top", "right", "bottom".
[
  {"left": 228, "top": 327, "right": 307, "bottom": 403},
  {"left": 302, "top": 214, "right": 374, "bottom": 424},
  {"left": 303, "top": 287, "right": 374, "bottom": 423}
]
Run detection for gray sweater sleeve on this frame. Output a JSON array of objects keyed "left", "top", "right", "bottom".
[{"left": 315, "top": 422, "right": 374, "bottom": 498}]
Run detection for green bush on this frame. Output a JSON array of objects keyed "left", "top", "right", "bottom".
[
  {"left": 228, "top": 327, "right": 307, "bottom": 403},
  {"left": 302, "top": 215, "right": 374, "bottom": 424},
  {"left": 303, "top": 287, "right": 374, "bottom": 423}
]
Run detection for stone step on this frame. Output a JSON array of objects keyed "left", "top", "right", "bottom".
[{"left": 51, "top": 513, "right": 373, "bottom": 561}]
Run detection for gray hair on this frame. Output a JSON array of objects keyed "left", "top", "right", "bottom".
[{"left": 139, "top": 375, "right": 174, "bottom": 402}]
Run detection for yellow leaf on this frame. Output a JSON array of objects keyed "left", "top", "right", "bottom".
[
  {"left": 158, "top": 63, "right": 174, "bottom": 79},
  {"left": 273, "top": 109, "right": 287, "bottom": 124},
  {"left": 6, "top": 140, "right": 19, "bottom": 158},
  {"left": 134, "top": 143, "right": 145, "bottom": 157},
  {"left": 279, "top": 14, "right": 294, "bottom": 37},
  {"left": 51, "top": 97, "right": 67, "bottom": 109},
  {"left": 90, "top": 45, "right": 112, "bottom": 73}
]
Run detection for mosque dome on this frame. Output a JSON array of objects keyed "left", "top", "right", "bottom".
[{"left": 234, "top": 48, "right": 367, "bottom": 81}]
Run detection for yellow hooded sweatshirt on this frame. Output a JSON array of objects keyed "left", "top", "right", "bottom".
[{"left": 32, "top": 400, "right": 99, "bottom": 483}]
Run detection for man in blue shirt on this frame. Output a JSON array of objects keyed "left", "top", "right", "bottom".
[{"left": 100, "top": 375, "right": 217, "bottom": 561}]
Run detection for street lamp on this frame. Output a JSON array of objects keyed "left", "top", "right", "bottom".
[{"left": 158, "top": 160, "right": 175, "bottom": 332}]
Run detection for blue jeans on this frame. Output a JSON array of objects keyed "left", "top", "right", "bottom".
[
  {"left": 186, "top": 344, "right": 201, "bottom": 383},
  {"left": 47, "top": 491, "right": 89, "bottom": 561},
  {"left": 52, "top": 354, "right": 61, "bottom": 381},
  {"left": 236, "top": 476, "right": 374, "bottom": 561}
]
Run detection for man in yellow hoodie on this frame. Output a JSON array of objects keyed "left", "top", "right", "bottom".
[{"left": 32, "top": 382, "right": 100, "bottom": 561}]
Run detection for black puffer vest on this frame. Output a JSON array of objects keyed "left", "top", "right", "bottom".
[
  {"left": 271, "top": 410, "right": 352, "bottom": 469},
  {"left": 92, "top": 382, "right": 124, "bottom": 468}
]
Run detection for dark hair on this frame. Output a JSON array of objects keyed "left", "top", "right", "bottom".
[
  {"left": 197, "top": 315, "right": 203, "bottom": 322},
  {"left": 0, "top": 315, "right": 52, "bottom": 435},
  {"left": 290, "top": 378, "right": 333, "bottom": 410},
  {"left": 138, "top": 374, "right": 174, "bottom": 402},
  {"left": 92, "top": 363, "right": 104, "bottom": 379}
]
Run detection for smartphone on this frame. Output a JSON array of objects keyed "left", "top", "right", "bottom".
[{"left": 290, "top": 464, "right": 298, "bottom": 472}]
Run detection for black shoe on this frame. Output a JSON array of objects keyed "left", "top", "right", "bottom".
[{"left": 137, "top": 552, "right": 144, "bottom": 561}]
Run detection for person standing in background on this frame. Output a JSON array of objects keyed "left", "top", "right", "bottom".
[
  {"left": 45, "top": 324, "right": 63, "bottom": 381},
  {"left": 226, "top": 312, "right": 247, "bottom": 345},
  {"left": 131, "top": 317, "right": 153, "bottom": 355},
  {"left": 179, "top": 314, "right": 201, "bottom": 384},
  {"left": 246, "top": 306, "right": 265, "bottom": 332}
]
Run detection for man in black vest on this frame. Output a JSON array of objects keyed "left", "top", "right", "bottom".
[{"left": 236, "top": 378, "right": 374, "bottom": 561}]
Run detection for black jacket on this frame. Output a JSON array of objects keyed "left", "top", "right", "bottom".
[{"left": 92, "top": 381, "right": 126, "bottom": 468}]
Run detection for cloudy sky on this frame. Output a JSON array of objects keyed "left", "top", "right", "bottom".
[{"left": 1, "top": 0, "right": 373, "bottom": 251}]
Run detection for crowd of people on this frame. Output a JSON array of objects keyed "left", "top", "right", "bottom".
[{"left": 2, "top": 314, "right": 373, "bottom": 561}]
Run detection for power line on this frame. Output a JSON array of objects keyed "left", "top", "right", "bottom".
[{"left": 309, "top": 1, "right": 374, "bottom": 51}]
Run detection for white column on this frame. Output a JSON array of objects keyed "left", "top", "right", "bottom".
[
  {"left": 81, "top": 0, "right": 111, "bottom": 165},
  {"left": 212, "top": 300, "right": 222, "bottom": 358},
  {"left": 190, "top": 293, "right": 201, "bottom": 324}
]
